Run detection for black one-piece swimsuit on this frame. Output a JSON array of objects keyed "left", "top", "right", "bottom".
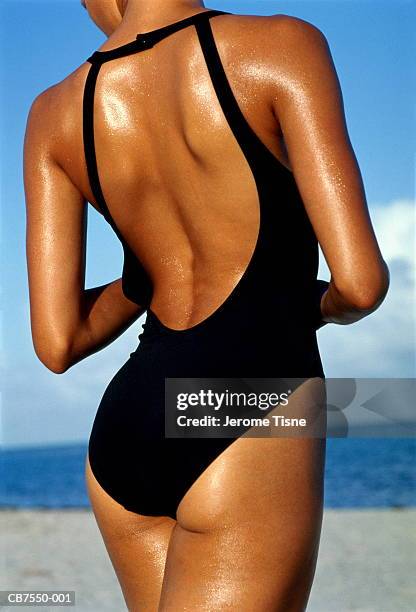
[{"left": 85, "top": 10, "right": 328, "bottom": 519}]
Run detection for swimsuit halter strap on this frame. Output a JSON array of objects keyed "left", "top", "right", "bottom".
[{"left": 86, "top": 9, "right": 230, "bottom": 64}]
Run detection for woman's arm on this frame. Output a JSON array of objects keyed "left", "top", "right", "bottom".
[
  {"left": 24, "top": 90, "right": 145, "bottom": 374},
  {"left": 269, "top": 16, "right": 390, "bottom": 326}
]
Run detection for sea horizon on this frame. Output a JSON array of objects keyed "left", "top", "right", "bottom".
[{"left": 1, "top": 437, "right": 415, "bottom": 510}]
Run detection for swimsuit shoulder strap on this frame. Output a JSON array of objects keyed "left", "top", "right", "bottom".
[{"left": 193, "top": 16, "right": 281, "bottom": 168}]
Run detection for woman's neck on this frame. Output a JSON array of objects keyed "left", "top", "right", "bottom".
[{"left": 122, "top": 0, "right": 207, "bottom": 29}]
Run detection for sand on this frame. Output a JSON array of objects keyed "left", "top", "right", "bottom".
[{"left": 1, "top": 508, "right": 415, "bottom": 611}]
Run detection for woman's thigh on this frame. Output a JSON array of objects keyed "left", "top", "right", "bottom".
[
  {"left": 85, "top": 453, "right": 176, "bottom": 611},
  {"left": 159, "top": 433, "right": 326, "bottom": 611}
]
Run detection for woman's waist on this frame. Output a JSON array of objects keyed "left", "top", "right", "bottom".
[
  {"left": 130, "top": 322, "right": 322, "bottom": 379},
  {"left": 135, "top": 301, "right": 318, "bottom": 354}
]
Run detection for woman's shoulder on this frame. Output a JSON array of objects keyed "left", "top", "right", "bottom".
[
  {"left": 25, "top": 65, "right": 88, "bottom": 178},
  {"left": 221, "top": 11, "right": 328, "bottom": 46},
  {"left": 213, "top": 11, "right": 331, "bottom": 83},
  {"left": 28, "top": 60, "right": 88, "bottom": 114},
  {"left": 263, "top": 13, "right": 330, "bottom": 54},
  {"left": 215, "top": 11, "right": 332, "bottom": 101},
  {"left": 26, "top": 63, "right": 88, "bottom": 140}
]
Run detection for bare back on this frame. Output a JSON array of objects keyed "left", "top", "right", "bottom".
[{"left": 51, "top": 11, "right": 291, "bottom": 328}]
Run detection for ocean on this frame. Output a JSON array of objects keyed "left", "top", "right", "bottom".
[{"left": 0, "top": 438, "right": 415, "bottom": 509}]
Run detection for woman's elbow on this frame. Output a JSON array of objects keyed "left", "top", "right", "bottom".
[
  {"left": 33, "top": 339, "right": 73, "bottom": 374},
  {"left": 345, "top": 260, "right": 390, "bottom": 312},
  {"left": 44, "top": 356, "right": 71, "bottom": 375}
]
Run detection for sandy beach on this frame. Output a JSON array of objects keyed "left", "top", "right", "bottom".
[{"left": 1, "top": 508, "right": 415, "bottom": 611}]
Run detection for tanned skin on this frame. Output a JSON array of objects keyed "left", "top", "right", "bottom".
[{"left": 24, "top": 0, "right": 389, "bottom": 609}]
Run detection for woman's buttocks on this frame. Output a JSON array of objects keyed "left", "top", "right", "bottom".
[{"left": 88, "top": 297, "right": 323, "bottom": 490}]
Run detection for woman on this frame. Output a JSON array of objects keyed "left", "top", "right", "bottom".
[{"left": 24, "top": 0, "right": 389, "bottom": 609}]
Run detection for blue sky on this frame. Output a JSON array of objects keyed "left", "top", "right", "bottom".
[{"left": 1, "top": 1, "right": 415, "bottom": 447}]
